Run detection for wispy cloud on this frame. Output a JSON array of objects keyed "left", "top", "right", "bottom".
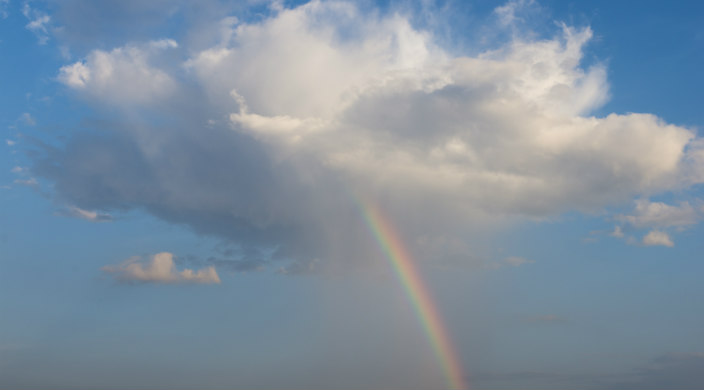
[
  {"left": 486, "top": 256, "right": 535, "bottom": 269},
  {"left": 22, "top": 3, "right": 51, "bottom": 45},
  {"left": 13, "top": 177, "right": 38, "bottom": 188},
  {"left": 610, "top": 225, "right": 625, "bottom": 238},
  {"left": 618, "top": 199, "right": 702, "bottom": 229},
  {"left": 494, "top": 0, "right": 537, "bottom": 28},
  {"left": 103, "top": 252, "right": 221, "bottom": 284},
  {"left": 19, "top": 112, "right": 36, "bottom": 126},
  {"left": 0, "top": 0, "right": 9, "bottom": 19},
  {"left": 58, "top": 206, "right": 112, "bottom": 222},
  {"left": 276, "top": 258, "right": 320, "bottom": 275}
]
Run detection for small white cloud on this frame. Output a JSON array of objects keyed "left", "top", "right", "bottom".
[
  {"left": 10, "top": 166, "right": 26, "bottom": 174},
  {"left": 642, "top": 230, "right": 674, "bottom": 247},
  {"left": 103, "top": 252, "right": 221, "bottom": 284},
  {"left": 610, "top": 225, "right": 624, "bottom": 238},
  {"left": 6, "top": 139, "right": 16, "bottom": 146},
  {"left": 149, "top": 38, "right": 178, "bottom": 49},
  {"left": 58, "top": 40, "right": 178, "bottom": 106},
  {"left": 19, "top": 113, "right": 36, "bottom": 126}
]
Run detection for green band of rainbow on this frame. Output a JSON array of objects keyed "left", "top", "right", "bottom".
[{"left": 360, "top": 200, "right": 467, "bottom": 390}]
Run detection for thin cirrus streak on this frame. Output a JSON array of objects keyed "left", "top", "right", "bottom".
[{"left": 359, "top": 199, "right": 468, "bottom": 390}]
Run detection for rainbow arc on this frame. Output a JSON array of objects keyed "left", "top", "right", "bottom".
[{"left": 360, "top": 200, "right": 467, "bottom": 390}]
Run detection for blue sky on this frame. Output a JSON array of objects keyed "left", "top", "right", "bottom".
[{"left": 2, "top": 1, "right": 704, "bottom": 389}]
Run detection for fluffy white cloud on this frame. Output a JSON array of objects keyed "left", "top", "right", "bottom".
[
  {"left": 202, "top": 2, "right": 693, "bottom": 220},
  {"left": 58, "top": 39, "right": 178, "bottom": 106},
  {"left": 45, "top": 1, "right": 704, "bottom": 268},
  {"left": 642, "top": 230, "right": 674, "bottom": 247},
  {"left": 185, "top": 2, "right": 447, "bottom": 118},
  {"left": 103, "top": 252, "right": 221, "bottom": 284}
]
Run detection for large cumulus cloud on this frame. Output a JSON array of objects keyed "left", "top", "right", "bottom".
[{"left": 37, "top": 0, "right": 704, "bottom": 270}]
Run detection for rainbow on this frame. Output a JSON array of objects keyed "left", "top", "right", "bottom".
[{"left": 360, "top": 200, "right": 468, "bottom": 390}]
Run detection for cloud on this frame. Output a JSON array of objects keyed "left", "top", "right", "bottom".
[
  {"left": 58, "top": 39, "right": 178, "bottom": 106},
  {"left": 102, "top": 252, "right": 220, "bottom": 284},
  {"left": 13, "top": 177, "right": 38, "bottom": 188},
  {"left": 6, "top": 139, "right": 16, "bottom": 146},
  {"left": 610, "top": 225, "right": 624, "bottom": 238},
  {"left": 19, "top": 113, "right": 36, "bottom": 126},
  {"left": 642, "top": 230, "right": 674, "bottom": 247},
  {"left": 486, "top": 256, "right": 535, "bottom": 269},
  {"left": 494, "top": 0, "right": 537, "bottom": 28},
  {"left": 22, "top": 3, "right": 51, "bottom": 44},
  {"left": 59, "top": 206, "right": 112, "bottom": 222},
  {"left": 277, "top": 258, "right": 320, "bottom": 275},
  {"left": 618, "top": 199, "right": 702, "bottom": 229},
  {"left": 35, "top": 1, "right": 704, "bottom": 270},
  {"left": 612, "top": 199, "right": 703, "bottom": 247},
  {"left": 0, "top": 0, "right": 8, "bottom": 19}
]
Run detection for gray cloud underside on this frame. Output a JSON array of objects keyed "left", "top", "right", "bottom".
[{"left": 34, "top": 1, "right": 704, "bottom": 269}]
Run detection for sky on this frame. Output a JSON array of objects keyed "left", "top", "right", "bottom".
[{"left": 1, "top": 0, "right": 704, "bottom": 389}]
